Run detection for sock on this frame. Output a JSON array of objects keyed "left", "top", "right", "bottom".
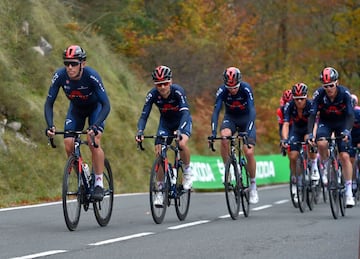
[
  {"left": 250, "top": 178, "right": 256, "bottom": 190},
  {"left": 95, "top": 173, "right": 103, "bottom": 188},
  {"left": 345, "top": 180, "right": 352, "bottom": 196},
  {"left": 291, "top": 175, "right": 296, "bottom": 184},
  {"left": 310, "top": 159, "right": 318, "bottom": 172}
]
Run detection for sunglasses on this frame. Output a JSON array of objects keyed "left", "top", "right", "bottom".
[
  {"left": 64, "top": 61, "right": 81, "bottom": 67},
  {"left": 323, "top": 83, "right": 336, "bottom": 89},
  {"left": 225, "top": 84, "right": 240, "bottom": 90},
  {"left": 294, "top": 98, "right": 306, "bottom": 101}
]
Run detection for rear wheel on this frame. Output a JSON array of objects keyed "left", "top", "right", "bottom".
[
  {"left": 94, "top": 158, "right": 114, "bottom": 226},
  {"left": 224, "top": 158, "right": 240, "bottom": 220},
  {"left": 149, "top": 157, "right": 168, "bottom": 224},
  {"left": 62, "top": 156, "right": 81, "bottom": 231},
  {"left": 289, "top": 175, "right": 299, "bottom": 208},
  {"left": 175, "top": 165, "right": 191, "bottom": 221}
]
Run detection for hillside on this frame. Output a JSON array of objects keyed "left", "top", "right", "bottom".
[{"left": 0, "top": 0, "right": 163, "bottom": 207}]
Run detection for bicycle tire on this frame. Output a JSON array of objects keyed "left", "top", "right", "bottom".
[
  {"left": 328, "top": 159, "right": 339, "bottom": 219},
  {"left": 289, "top": 175, "right": 299, "bottom": 208},
  {"left": 93, "top": 158, "right": 114, "bottom": 227},
  {"left": 149, "top": 157, "right": 168, "bottom": 224},
  {"left": 62, "top": 156, "right": 81, "bottom": 231},
  {"left": 319, "top": 169, "right": 328, "bottom": 203},
  {"left": 224, "top": 158, "right": 241, "bottom": 220},
  {"left": 175, "top": 165, "right": 191, "bottom": 221},
  {"left": 240, "top": 163, "right": 250, "bottom": 217},
  {"left": 306, "top": 167, "right": 315, "bottom": 211},
  {"left": 338, "top": 169, "right": 346, "bottom": 216},
  {"left": 296, "top": 157, "right": 306, "bottom": 213}
]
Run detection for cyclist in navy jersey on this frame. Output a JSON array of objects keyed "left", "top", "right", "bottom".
[
  {"left": 277, "top": 89, "right": 293, "bottom": 141},
  {"left": 209, "top": 67, "right": 258, "bottom": 204},
  {"left": 349, "top": 94, "right": 360, "bottom": 195},
  {"left": 136, "top": 65, "right": 193, "bottom": 206},
  {"left": 45, "top": 45, "right": 111, "bottom": 201},
  {"left": 281, "top": 83, "right": 319, "bottom": 202},
  {"left": 307, "top": 67, "right": 355, "bottom": 207}
]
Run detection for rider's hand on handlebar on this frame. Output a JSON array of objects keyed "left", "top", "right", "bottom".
[
  {"left": 341, "top": 129, "right": 351, "bottom": 142},
  {"left": 306, "top": 133, "right": 315, "bottom": 145},
  {"left": 280, "top": 139, "right": 288, "bottom": 148},
  {"left": 135, "top": 130, "right": 144, "bottom": 142},
  {"left": 45, "top": 126, "right": 56, "bottom": 138},
  {"left": 87, "top": 125, "right": 99, "bottom": 136}
]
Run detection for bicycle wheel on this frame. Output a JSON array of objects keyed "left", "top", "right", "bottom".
[
  {"left": 289, "top": 175, "right": 299, "bottom": 208},
  {"left": 328, "top": 159, "right": 339, "bottom": 219},
  {"left": 224, "top": 158, "right": 240, "bottom": 220},
  {"left": 149, "top": 157, "right": 168, "bottom": 224},
  {"left": 319, "top": 168, "right": 328, "bottom": 203},
  {"left": 62, "top": 156, "right": 81, "bottom": 231},
  {"left": 338, "top": 169, "right": 346, "bottom": 216},
  {"left": 306, "top": 167, "right": 315, "bottom": 211},
  {"left": 296, "top": 158, "right": 306, "bottom": 213},
  {"left": 94, "top": 158, "right": 114, "bottom": 227},
  {"left": 240, "top": 163, "right": 250, "bottom": 217},
  {"left": 175, "top": 165, "right": 191, "bottom": 221}
]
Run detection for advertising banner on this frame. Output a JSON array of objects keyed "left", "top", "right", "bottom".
[{"left": 191, "top": 154, "right": 289, "bottom": 189}]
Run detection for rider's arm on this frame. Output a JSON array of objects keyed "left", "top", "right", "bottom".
[
  {"left": 44, "top": 71, "right": 62, "bottom": 128},
  {"left": 137, "top": 90, "right": 155, "bottom": 131},
  {"left": 244, "top": 84, "right": 256, "bottom": 134},
  {"left": 176, "top": 86, "right": 191, "bottom": 132},
  {"left": 210, "top": 87, "right": 225, "bottom": 136},
  {"left": 91, "top": 71, "right": 111, "bottom": 127},
  {"left": 307, "top": 90, "right": 320, "bottom": 135}
]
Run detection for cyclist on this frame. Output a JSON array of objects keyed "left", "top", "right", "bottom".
[
  {"left": 135, "top": 65, "right": 193, "bottom": 206},
  {"left": 277, "top": 89, "right": 293, "bottom": 142},
  {"left": 349, "top": 94, "right": 360, "bottom": 195},
  {"left": 45, "top": 45, "right": 111, "bottom": 201},
  {"left": 281, "top": 83, "right": 319, "bottom": 202},
  {"left": 307, "top": 67, "right": 355, "bottom": 207},
  {"left": 209, "top": 67, "right": 258, "bottom": 204}
]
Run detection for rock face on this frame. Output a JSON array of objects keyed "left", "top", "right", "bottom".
[{"left": 0, "top": 119, "right": 37, "bottom": 152}]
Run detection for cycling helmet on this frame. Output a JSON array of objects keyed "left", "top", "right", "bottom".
[
  {"left": 292, "top": 83, "right": 308, "bottom": 98},
  {"left": 282, "top": 89, "right": 293, "bottom": 103},
  {"left": 152, "top": 65, "right": 172, "bottom": 83},
  {"left": 320, "top": 67, "right": 339, "bottom": 84},
  {"left": 63, "top": 45, "right": 86, "bottom": 61},
  {"left": 351, "top": 94, "right": 358, "bottom": 106},
  {"left": 223, "top": 67, "right": 242, "bottom": 87}
]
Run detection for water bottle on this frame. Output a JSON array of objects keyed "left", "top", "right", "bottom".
[
  {"left": 171, "top": 166, "right": 177, "bottom": 185},
  {"left": 82, "top": 163, "right": 91, "bottom": 182}
]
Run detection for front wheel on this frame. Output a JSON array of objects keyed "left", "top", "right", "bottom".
[
  {"left": 175, "top": 165, "right": 191, "bottom": 221},
  {"left": 328, "top": 160, "right": 339, "bottom": 219},
  {"left": 296, "top": 158, "right": 306, "bottom": 213},
  {"left": 93, "top": 158, "right": 114, "bottom": 227},
  {"left": 240, "top": 164, "right": 250, "bottom": 217},
  {"left": 62, "top": 156, "right": 81, "bottom": 231},
  {"left": 224, "top": 158, "right": 240, "bottom": 220},
  {"left": 149, "top": 157, "right": 168, "bottom": 224}
]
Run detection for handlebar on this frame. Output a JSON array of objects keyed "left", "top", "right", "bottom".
[
  {"left": 137, "top": 134, "right": 179, "bottom": 151},
  {"left": 47, "top": 130, "right": 98, "bottom": 149},
  {"left": 207, "top": 132, "right": 250, "bottom": 152}
]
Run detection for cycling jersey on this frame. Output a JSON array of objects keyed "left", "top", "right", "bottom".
[
  {"left": 283, "top": 99, "right": 312, "bottom": 151},
  {"left": 211, "top": 82, "right": 256, "bottom": 142},
  {"left": 137, "top": 84, "right": 192, "bottom": 138},
  {"left": 44, "top": 66, "right": 111, "bottom": 132},
  {"left": 308, "top": 85, "right": 354, "bottom": 152}
]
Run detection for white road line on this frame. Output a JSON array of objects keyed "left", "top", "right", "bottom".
[
  {"left": 10, "top": 250, "right": 67, "bottom": 259},
  {"left": 168, "top": 220, "right": 210, "bottom": 230},
  {"left": 252, "top": 204, "right": 273, "bottom": 210},
  {"left": 274, "top": 199, "right": 289, "bottom": 204},
  {"left": 88, "top": 232, "right": 155, "bottom": 246}
]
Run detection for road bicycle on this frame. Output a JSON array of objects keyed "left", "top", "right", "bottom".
[
  {"left": 138, "top": 134, "right": 191, "bottom": 224},
  {"left": 290, "top": 141, "right": 319, "bottom": 213},
  {"left": 208, "top": 132, "right": 250, "bottom": 220},
  {"left": 350, "top": 146, "right": 360, "bottom": 205},
  {"left": 318, "top": 135, "right": 346, "bottom": 219},
  {"left": 49, "top": 130, "right": 114, "bottom": 231}
]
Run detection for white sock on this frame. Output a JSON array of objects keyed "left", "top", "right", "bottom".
[
  {"left": 95, "top": 173, "right": 103, "bottom": 188},
  {"left": 250, "top": 178, "right": 256, "bottom": 190},
  {"left": 345, "top": 181, "right": 352, "bottom": 196}
]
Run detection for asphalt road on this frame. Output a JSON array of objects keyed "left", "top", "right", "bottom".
[{"left": 1, "top": 185, "right": 359, "bottom": 259}]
